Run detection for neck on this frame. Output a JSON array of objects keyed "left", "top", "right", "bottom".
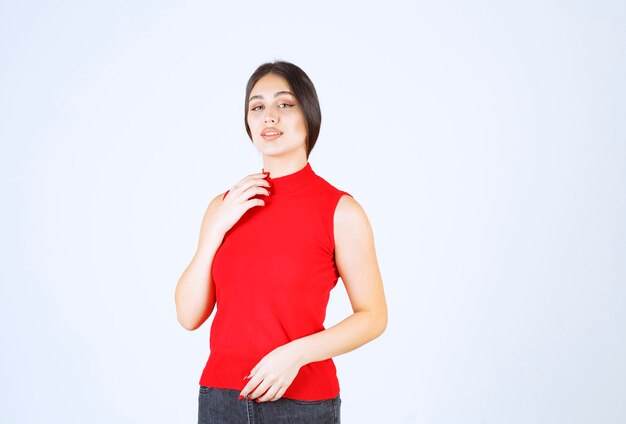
[
  {"left": 261, "top": 160, "right": 316, "bottom": 196},
  {"left": 262, "top": 157, "right": 309, "bottom": 179}
]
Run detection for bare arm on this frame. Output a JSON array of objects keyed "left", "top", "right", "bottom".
[
  {"left": 174, "top": 192, "right": 226, "bottom": 331},
  {"left": 293, "top": 194, "right": 388, "bottom": 363},
  {"left": 175, "top": 171, "right": 272, "bottom": 331}
]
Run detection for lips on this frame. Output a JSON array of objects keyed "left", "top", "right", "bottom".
[{"left": 261, "top": 127, "right": 283, "bottom": 136}]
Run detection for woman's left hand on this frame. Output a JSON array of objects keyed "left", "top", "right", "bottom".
[{"left": 240, "top": 342, "right": 304, "bottom": 402}]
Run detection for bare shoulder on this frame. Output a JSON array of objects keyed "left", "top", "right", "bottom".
[
  {"left": 200, "top": 191, "right": 227, "bottom": 225},
  {"left": 335, "top": 192, "right": 362, "bottom": 216},
  {"left": 334, "top": 194, "right": 373, "bottom": 238},
  {"left": 208, "top": 191, "right": 227, "bottom": 211}
]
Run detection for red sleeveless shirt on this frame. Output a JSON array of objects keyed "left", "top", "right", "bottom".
[{"left": 199, "top": 161, "right": 352, "bottom": 401}]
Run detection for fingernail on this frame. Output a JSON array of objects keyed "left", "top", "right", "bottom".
[{"left": 238, "top": 395, "right": 244, "bottom": 400}]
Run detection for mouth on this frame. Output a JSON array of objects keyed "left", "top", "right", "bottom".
[{"left": 261, "top": 128, "right": 283, "bottom": 140}]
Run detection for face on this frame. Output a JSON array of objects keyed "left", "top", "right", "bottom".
[{"left": 247, "top": 73, "right": 307, "bottom": 158}]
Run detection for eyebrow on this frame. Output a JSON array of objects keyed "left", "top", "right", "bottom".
[{"left": 248, "top": 91, "right": 294, "bottom": 102}]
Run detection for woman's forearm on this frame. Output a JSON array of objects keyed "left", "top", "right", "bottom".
[
  {"left": 291, "top": 310, "right": 387, "bottom": 366},
  {"left": 174, "top": 229, "right": 223, "bottom": 331}
]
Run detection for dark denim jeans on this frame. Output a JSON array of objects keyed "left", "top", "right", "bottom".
[{"left": 198, "top": 385, "right": 341, "bottom": 424}]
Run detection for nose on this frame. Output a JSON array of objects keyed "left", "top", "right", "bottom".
[{"left": 264, "top": 108, "right": 278, "bottom": 124}]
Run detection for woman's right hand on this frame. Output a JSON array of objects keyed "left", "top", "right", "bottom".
[{"left": 210, "top": 171, "right": 272, "bottom": 237}]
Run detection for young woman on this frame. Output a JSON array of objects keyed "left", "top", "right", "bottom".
[{"left": 175, "top": 60, "right": 387, "bottom": 424}]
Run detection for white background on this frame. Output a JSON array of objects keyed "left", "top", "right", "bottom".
[{"left": 1, "top": 1, "right": 624, "bottom": 423}]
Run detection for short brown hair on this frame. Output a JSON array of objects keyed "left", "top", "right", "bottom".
[{"left": 244, "top": 61, "right": 321, "bottom": 159}]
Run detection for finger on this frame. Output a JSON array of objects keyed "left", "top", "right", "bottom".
[
  {"left": 233, "top": 180, "right": 272, "bottom": 201},
  {"left": 259, "top": 385, "right": 280, "bottom": 402},
  {"left": 269, "top": 386, "right": 287, "bottom": 402},
  {"left": 239, "top": 384, "right": 250, "bottom": 400},
  {"left": 254, "top": 387, "right": 272, "bottom": 403},
  {"left": 228, "top": 173, "right": 270, "bottom": 199},
  {"left": 241, "top": 378, "right": 263, "bottom": 399},
  {"left": 249, "top": 382, "right": 268, "bottom": 400},
  {"left": 235, "top": 181, "right": 260, "bottom": 195},
  {"left": 250, "top": 381, "right": 270, "bottom": 401},
  {"left": 241, "top": 363, "right": 263, "bottom": 397},
  {"left": 245, "top": 171, "right": 269, "bottom": 181},
  {"left": 252, "top": 176, "right": 271, "bottom": 188},
  {"left": 246, "top": 172, "right": 270, "bottom": 186},
  {"left": 247, "top": 364, "right": 261, "bottom": 380}
]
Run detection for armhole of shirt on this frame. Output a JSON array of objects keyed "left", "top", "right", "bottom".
[{"left": 329, "top": 190, "right": 354, "bottom": 254}]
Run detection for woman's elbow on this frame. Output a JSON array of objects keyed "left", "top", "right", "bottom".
[
  {"left": 176, "top": 308, "right": 206, "bottom": 331},
  {"left": 375, "top": 312, "right": 388, "bottom": 338},
  {"left": 177, "top": 313, "right": 198, "bottom": 331},
  {"left": 364, "top": 308, "right": 387, "bottom": 340}
]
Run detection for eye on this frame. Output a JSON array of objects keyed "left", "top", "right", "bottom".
[{"left": 250, "top": 103, "right": 294, "bottom": 112}]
